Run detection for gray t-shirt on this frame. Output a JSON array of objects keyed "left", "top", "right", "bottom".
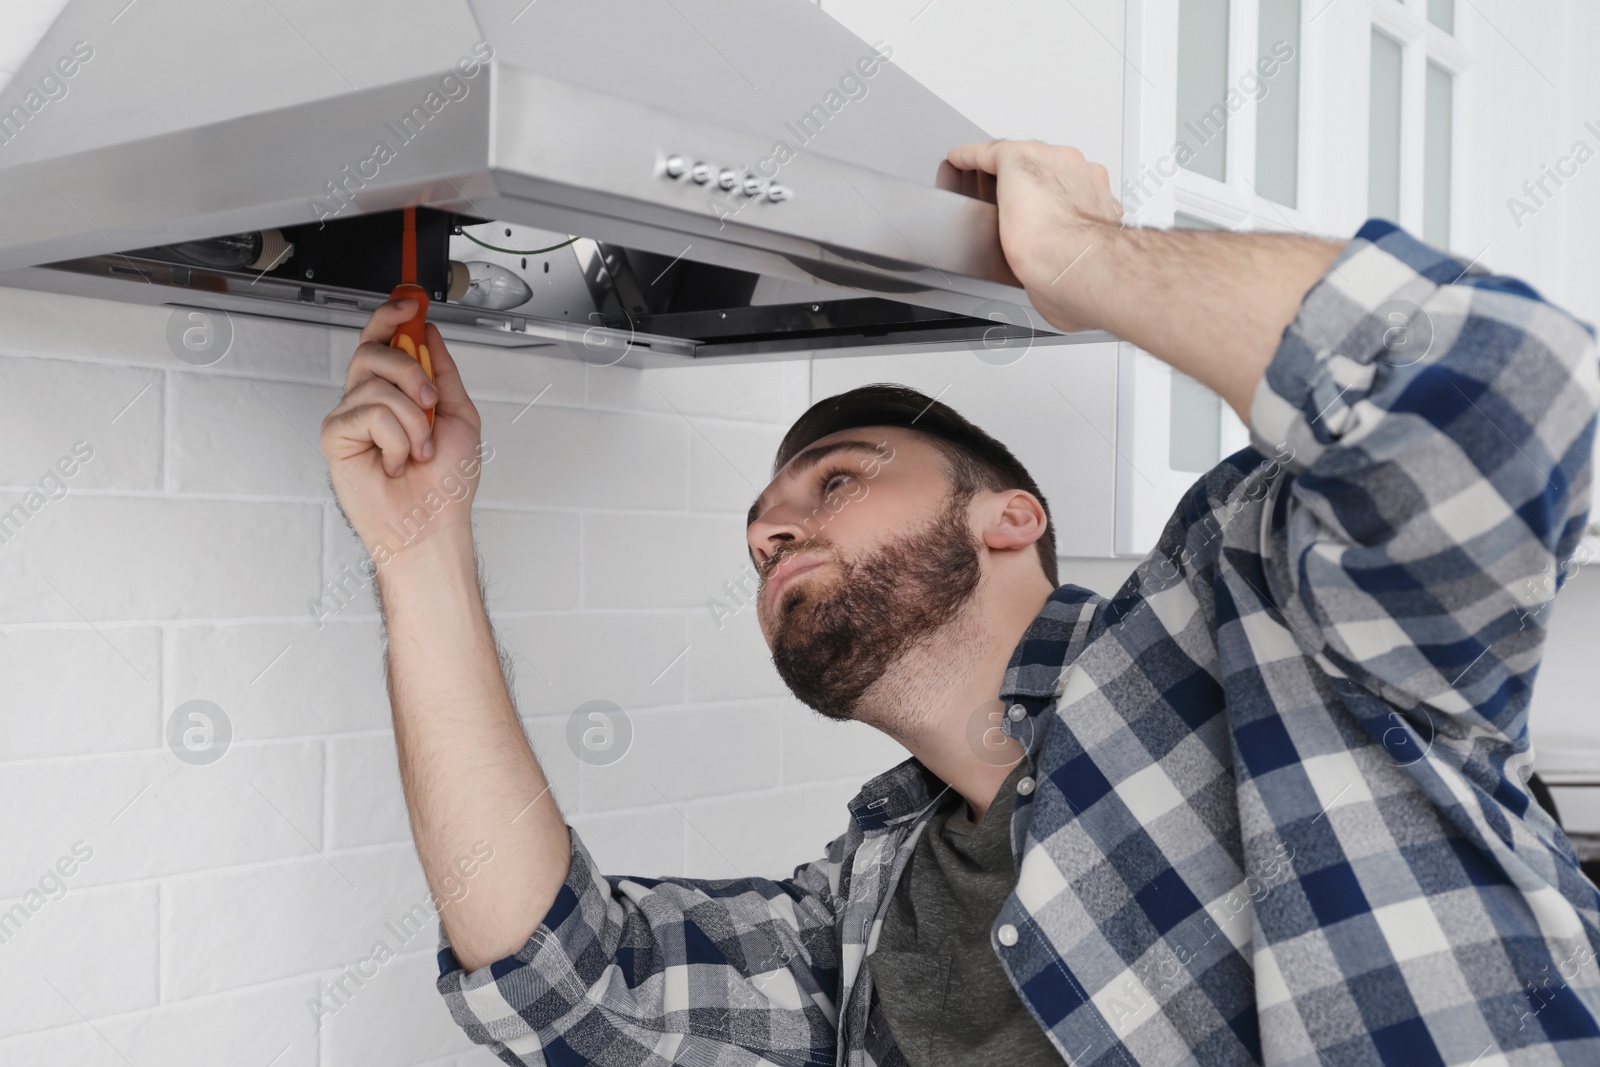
[{"left": 865, "top": 756, "right": 1063, "bottom": 1066}]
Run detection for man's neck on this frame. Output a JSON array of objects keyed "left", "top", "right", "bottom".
[{"left": 857, "top": 578, "right": 1054, "bottom": 822}]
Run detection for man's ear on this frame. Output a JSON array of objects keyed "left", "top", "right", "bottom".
[{"left": 980, "top": 490, "right": 1048, "bottom": 552}]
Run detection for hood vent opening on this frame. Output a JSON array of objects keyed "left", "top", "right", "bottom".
[{"left": 34, "top": 208, "right": 1028, "bottom": 363}]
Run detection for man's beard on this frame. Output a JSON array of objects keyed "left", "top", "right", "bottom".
[{"left": 762, "top": 494, "right": 983, "bottom": 722}]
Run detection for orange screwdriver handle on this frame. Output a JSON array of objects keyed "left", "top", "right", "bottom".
[{"left": 388, "top": 283, "right": 434, "bottom": 428}]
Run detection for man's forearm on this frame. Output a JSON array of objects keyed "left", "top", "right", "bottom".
[
  {"left": 1082, "top": 224, "right": 1345, "bottom": 421},
  {"left": 377, "top": 525, "right": 570, "bottom": 972}
]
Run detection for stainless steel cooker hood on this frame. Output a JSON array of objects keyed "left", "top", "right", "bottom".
[{"left": 0, "top": 0, "right": 1104, "bottom": 363}]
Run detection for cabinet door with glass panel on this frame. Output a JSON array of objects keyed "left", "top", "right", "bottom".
[
  {"left": 1114, "top": 0, "right": 1464, "bottom": 554},
  {"left": 1369, "top": 0, "right": 1465, "bottom": 250}
]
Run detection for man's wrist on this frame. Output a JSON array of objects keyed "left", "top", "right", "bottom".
[
  {"left": 1022, "top": 217, "right": 1129, "bottom": 336},
  {"left": 371, "top": 519, "right": 478, "bottom": 591},
  {"left": 1073, "top": 219, "right": 1134, "bottom": 334}
]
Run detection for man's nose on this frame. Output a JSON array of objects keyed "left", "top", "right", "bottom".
[{"left": 747, "top": 504, "right": 812, "bottom": 564}]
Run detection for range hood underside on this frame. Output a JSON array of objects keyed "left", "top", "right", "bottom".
[{"left": 7, "top": 247, "right": 1066, "bottom": 366}]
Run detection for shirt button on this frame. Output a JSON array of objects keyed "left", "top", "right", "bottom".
[
  {"left": 997, "top": 923, "right": 1019, "bottom": 946},
  {"left": 1007, "top": 703, "right": 1026, "bottom": 722},
  {"left": 1016, "top": 776, "right": 1035, "bottom": 796}
]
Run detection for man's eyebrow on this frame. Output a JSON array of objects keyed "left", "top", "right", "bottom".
[{"left": 746, "top": 439, "right": 883, "bottom": 527}]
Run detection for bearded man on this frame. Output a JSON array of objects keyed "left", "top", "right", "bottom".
[{"left": 320, "top": 141, "right": 1600, "bottom": 1066}]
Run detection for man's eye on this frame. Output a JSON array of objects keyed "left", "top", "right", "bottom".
[{"left": 821, "top": 469, "right": 853, "bottom": 496}]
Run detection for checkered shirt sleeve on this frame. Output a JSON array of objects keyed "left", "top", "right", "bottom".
[
  {"left": 1250, "top": 219, "right": 1600, "bottom": 754},
  {"left": 1237, "top": 220, "right": 1600, "bottom": 1061},
  {"left": 436, "top": 824, "right": 848, "bottom": 1066}
]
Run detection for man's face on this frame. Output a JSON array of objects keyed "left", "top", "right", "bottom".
[{"left": 746, "top": 426, "right": 984, "bottom": 720}]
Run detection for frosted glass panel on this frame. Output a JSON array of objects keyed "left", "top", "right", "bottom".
[
  {"left": 1255, "top": 0, "right": 1301, "bottom": 207},
  {"left": 1368, "top": 30, "right": 1403, "bottom": 223},
  {"left": 1177, "top": 0, "right": 1230, "bottom": 182},
  {"left": 1168, "top": 210, "right": 1226, "bottom": 468},
  {"left": 1429, "top": 0, "right": 1455, "bottom": 33},
  {"left": 1424, "top": 62, "right": 1453, "bottom": 247},
  {"left": 1170, "top": 370, "right": 1221, "bottom": 473}
]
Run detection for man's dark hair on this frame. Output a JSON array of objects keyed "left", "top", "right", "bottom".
[{"left": 773, "top": 384, "right": 1058, "bottom": 586}]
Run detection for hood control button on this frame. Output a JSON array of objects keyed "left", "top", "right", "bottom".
[{"left": 665, "top": 157, "right": 788, "bottom": 202}]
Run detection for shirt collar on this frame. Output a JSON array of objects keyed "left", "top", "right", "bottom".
[
  {"left": 998, "top": 583, "right": 1106, "bottom": 701},
  {"left": 845, "top": 583, "right": 1106, "bottom": 833}
]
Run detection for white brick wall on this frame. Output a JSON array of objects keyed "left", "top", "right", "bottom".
[{"left": 0, "top": 286, "right": 907, "bottom": 1065}]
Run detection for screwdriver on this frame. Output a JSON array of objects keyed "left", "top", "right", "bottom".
[{"left": 387, "top": 206, "right": 435, "bottom": 428}]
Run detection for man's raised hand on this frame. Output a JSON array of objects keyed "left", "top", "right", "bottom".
[
  {"left": 319, "top": 299, "right": 485, "bottom": 557},
  {"left": 945, "top": 140, "right": 1123, "bottom": 335}
]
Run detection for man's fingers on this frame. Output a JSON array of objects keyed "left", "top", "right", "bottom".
[
  {"left": 423, "top": 323, "right": 480, "bottom": 427},
  {"left": 954, "top": 164, "right": 995, "bottom": 203},
  {"left": 358, "top": 298, "right": 420, "bottom": 347},
  {"left": 949, "top": 140, "right": 1091, "bottom": 180},
  {"left": 946, "top": 140, "right": 1005, "bottom": 175},
  {"left": 345, "top": 341, "right": 439, "bottom": 410},
  {"left": 342, "top": 377, "right": 434, "bottom": 461},
  {"left": 946, "top": 142, "right": 1011, "bottom": 205},
  {"left": 326, "top": 402, "right": 416, "bottom": 478}
]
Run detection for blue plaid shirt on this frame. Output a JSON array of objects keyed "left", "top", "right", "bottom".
[{"left": 437, "top": 222, "right": 1600, "bottom": 1065}]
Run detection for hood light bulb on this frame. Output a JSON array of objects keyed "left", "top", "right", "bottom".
[{"left": 450, "top": 260, "right": 532, "bottom": 311}]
